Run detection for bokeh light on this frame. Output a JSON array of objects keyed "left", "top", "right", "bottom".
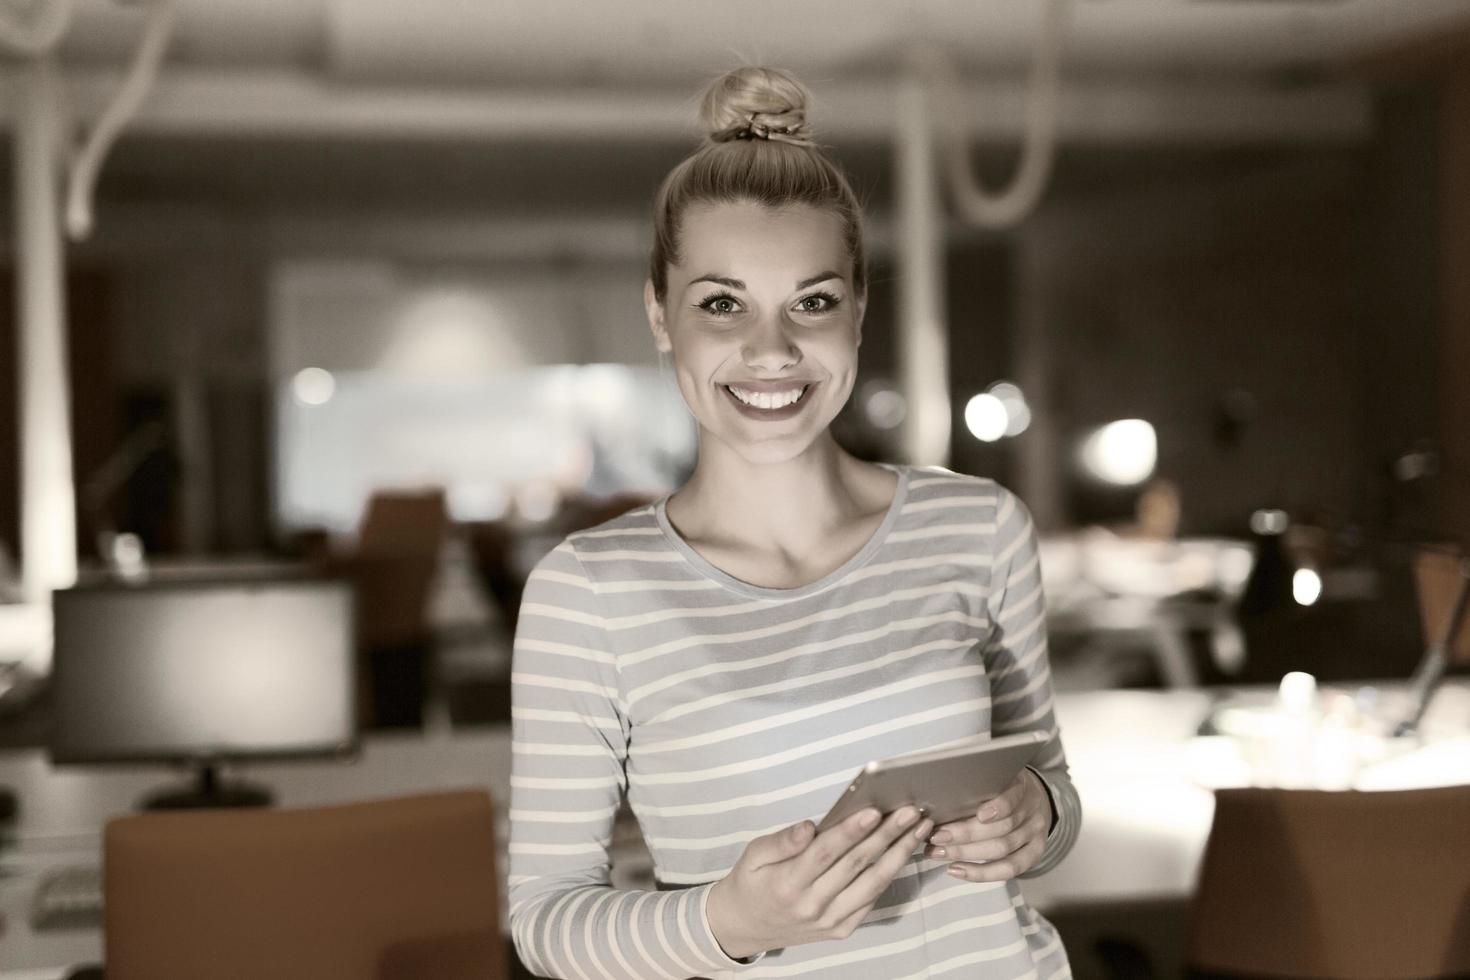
[
  {"left": 1080, "top": 418, "right": 1157, "bottom": 485},
  {"left": 860, "top": 380, "right": 907, "bottom": 430},
  {"left": 965, "top": 393, "right": 1009, "bottom": 442},
  {"left": 291, "top": 367, "right": 336, "bottom": 406},
  {"left": 1293, "top": 568, "right": 1323, "bottom": 606},
  {"left": 989, "top": 381, "right": 1032, "bottom": 437}
]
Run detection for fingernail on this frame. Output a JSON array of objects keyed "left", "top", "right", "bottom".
[
  {"left": 859, "top": 808, "right": 880, "bottom": 829},
  {"left": 948, "top": 865, "right": 965, "bottom": 878},
  {"left": 929, "top": 830, "right": 951, "bottom": 844},
  {"left": 979, "top": 807, "right": 997, "bottom": 822},
  {"left": 912, "top": 819, "right": 933, "bottom": 839},
  {"left": 929, "top": 846, "right": 947, "bottom": 858}
]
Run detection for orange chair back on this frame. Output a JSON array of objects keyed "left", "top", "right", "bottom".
[
  {"left": 1186, "top": 784, "right": 1470, "bottom": 979},
  {"left": 104, "top": 789, "right": 506, "bottom": 980},
  {"left": 358, "top": 489, "right": 449, "bottom": 557}
]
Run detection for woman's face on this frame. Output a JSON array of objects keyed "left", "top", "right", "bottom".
[{"left": 645, "top": 200, "right": 866, "bottom": 465}]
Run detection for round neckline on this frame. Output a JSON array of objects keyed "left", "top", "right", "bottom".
[{"left": 654, "top": 462, "right": 910, "bottom": 600}]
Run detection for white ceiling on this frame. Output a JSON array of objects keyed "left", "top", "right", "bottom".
[
  {"left": 0, "top": 1, "right": 1453, "bottom": 243},
  {"left": 0, "top": 0, "right": 1456, "bottom": 151},
  {"left": 49, "top": 0, "right": 1470, "bottom": 84}
]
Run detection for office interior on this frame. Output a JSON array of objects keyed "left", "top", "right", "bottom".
[{"left": 3, "top": 1, "right": 1470, "bottom": 977}]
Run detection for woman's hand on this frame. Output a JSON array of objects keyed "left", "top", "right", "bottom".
[
  {"left": 922, "top": 768, "right": 1052, "bottom": 882},
  {"left": 707, "top": 805, "right": 934, "bottom": 961}
]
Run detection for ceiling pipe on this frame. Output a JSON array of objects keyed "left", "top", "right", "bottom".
[
  {"left": 935, "top": 0, "right": 1071, "bottom": 229},
  {"left": 0, "top": 0, "right": 73, "bottom": 54},
  {"left": 65, "top": 0, "right": 178, "bottom": 241}
]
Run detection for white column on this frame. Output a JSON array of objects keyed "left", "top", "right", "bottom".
[
  {"left": 894, "top": 66, "right": 951, "bottom": 468},
  {"left": 12, "top": 55, "right": 78, "bottom": 600}
]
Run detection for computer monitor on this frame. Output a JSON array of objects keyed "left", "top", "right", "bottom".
[{"left": 49, "top": 577, "right": 357, "bottom": 809}]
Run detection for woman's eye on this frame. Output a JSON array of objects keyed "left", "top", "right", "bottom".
[
  {"left": 798, "top": 293, "right": 840, "bottom": 313},
  {"left": 697, "top": 294, "right": 740, "bottom": 317}
]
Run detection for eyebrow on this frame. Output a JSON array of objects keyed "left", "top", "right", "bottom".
[{"left": 688, "top": 271, "right": 844, "bottom": 291}]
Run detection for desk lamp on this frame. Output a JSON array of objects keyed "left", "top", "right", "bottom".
[{"left": 1396, "top": 548, "right": 1470, "bottom": 736}]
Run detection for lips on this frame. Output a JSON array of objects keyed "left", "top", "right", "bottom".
[
  {"left": 720, "top": 380, "right": 817, "bottom": 418},
  {"left": 723, "top": 383, "right": 809, "bottom": 406},
  {"left": 720, "top": 379, "right": 820, "bottom": 392}
]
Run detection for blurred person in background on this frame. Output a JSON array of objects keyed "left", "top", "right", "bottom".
[{"left": 506, "top": 66, "right": 1080, "bottom": 979}]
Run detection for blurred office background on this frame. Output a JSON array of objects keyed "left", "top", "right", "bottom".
[{"left": 4, "top": 1, "right": 1470, "bottom": 977}]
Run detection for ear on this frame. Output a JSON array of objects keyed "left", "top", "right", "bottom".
[{"left": 645, "top": 278, "right": 672, "bottom": 353}]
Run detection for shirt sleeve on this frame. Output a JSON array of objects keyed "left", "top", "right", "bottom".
[
  {"left": 982, "top": 484, "right": 1083, "bottom": 879},
  {"left": 506, "top": 538, "right": 767, "bottom": 978}
]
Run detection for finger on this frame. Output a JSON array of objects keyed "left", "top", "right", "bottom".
[
  {"left": 823, "top": 813, "right": 934, "bottom": 926},
  {"left": 945, "top": 835, "right": 1041, "bottom": 883},
  {"left": 799, "top": 806, "right": 909, "bottom": 885},
  {"left": 931, "top": 811, "right": 1048, "bottom": 866},
  {"left": 946, "top": 835, "right": 1046, "bottom": 883},
  {"left": 928, "top": 811, "right": 1010, "bottom": 848},
  {"left": 808, "top": 806, "right": 923, "bottom": 913},
  {"left": 811, "top": 805, "right": 923, "bottom": 892},
  {"left": 931, "top": 782, "right": 1044, "bottom": 847},
  {"left": 925, "top": 786, "right": 1019, "bottom": 847},
  {"left": 978, "top": 777, "right": 1025, "bottom": 822},
  {"left": 746, "top": 819, "right": 815, "bottom": 869},
  {"left": 832, "top": 897, "right": 870, "bottom": 938}
]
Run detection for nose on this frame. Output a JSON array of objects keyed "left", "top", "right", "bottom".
[{"left": 740, "top": 312, "right": 801, "bottom": 373}]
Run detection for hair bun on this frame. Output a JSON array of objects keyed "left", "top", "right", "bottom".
[{"left": 700, "top": 66, "right": 815, "bottom": 146}]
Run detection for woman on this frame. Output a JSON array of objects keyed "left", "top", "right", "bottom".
[{"left": 507, "top": 66, "right": 1081, "bottom": 980}]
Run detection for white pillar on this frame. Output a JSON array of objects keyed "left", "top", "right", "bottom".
[
  {"left": 13, "top": 55, "right": 78, "bottom": 600},
  {"left": 894, "top": 67, "right": 951, "bottom": 469}
]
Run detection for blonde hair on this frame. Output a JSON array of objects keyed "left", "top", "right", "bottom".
[{"left": 647, "top": 66, "right": 869, "bottom": 304}]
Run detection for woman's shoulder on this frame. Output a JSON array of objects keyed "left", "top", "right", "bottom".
[
  {"left": 903, "top": 465, "right": 1018, "bottom": 504},
  {"left": 890, "top": 469, "right": 1027, "bottom": 551},
  {"left": 525, "top": 498, "right": 668, "bottom": 582},
  {"left": 563, "top": 496, "right": 662, "bottom": 548}
]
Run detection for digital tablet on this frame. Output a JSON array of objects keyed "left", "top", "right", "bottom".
[{"left": 815, "top": 730, "right": 1050, "bottom": 834}]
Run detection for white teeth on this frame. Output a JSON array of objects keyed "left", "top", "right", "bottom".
[{"left": 727, "top": 385, "right": 807, "bottom": 409}]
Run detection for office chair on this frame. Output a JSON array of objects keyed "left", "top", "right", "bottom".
[
  {"left": 357, "top": 488, "right": 450, "bottom": 559},
  {"left": 321, "top": 488, "right": 449, "bottom": 727},
  {"left": 1186, "top": 784, "right": 1470, "bottom": 979},
  {"left": 103, "top": 789, "right": 507, "bottom": 980}
]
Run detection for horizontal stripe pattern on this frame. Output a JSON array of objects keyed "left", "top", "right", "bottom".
[{"left": 508, "top": 464, "right": 1080, "bottom": 979}]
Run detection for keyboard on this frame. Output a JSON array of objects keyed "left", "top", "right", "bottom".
[{"left": 30, "top": 864, "right": 104, "bottom": 930}]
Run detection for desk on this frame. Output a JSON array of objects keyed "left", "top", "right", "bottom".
[
  {"left": 3, "top": 680, "right": 1468, "bottom": 978},
  {"left": 0, "top": 733, "right": 513, "bottom": 977},
  {"left": 1040, "top": 535, "right": 1254, "bottom": 688},
  {"left": 1027, "top": 680, "right": 1470, "bottom": 908}
]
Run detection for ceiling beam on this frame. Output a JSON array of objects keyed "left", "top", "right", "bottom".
[{"left": 0, "top": 68, "right": 1373, "bottom": 145}]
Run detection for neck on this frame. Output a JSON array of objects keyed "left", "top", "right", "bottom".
[{"left": 669, "top": 435, "right": 883, "bottom": 553}]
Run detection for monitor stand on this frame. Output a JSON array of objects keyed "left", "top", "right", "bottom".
[{"left": 140, "top": 762, "right": 273, "bottom": 810}]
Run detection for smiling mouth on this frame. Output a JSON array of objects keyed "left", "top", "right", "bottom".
[{"left": 721, "top": 383, "right": 815, "bottom": 410}]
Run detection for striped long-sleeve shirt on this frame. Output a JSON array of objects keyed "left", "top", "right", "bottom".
[{"left": 507, "top": 464, "right": 1081, "bottom": 979}]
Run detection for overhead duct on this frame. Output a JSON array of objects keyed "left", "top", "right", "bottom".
[
  {"left": 934, "top": 0, "right": 1070, "bottom": 229},
  {"left": 320, "top": 0, "right": 899, "bottom": 87}
]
